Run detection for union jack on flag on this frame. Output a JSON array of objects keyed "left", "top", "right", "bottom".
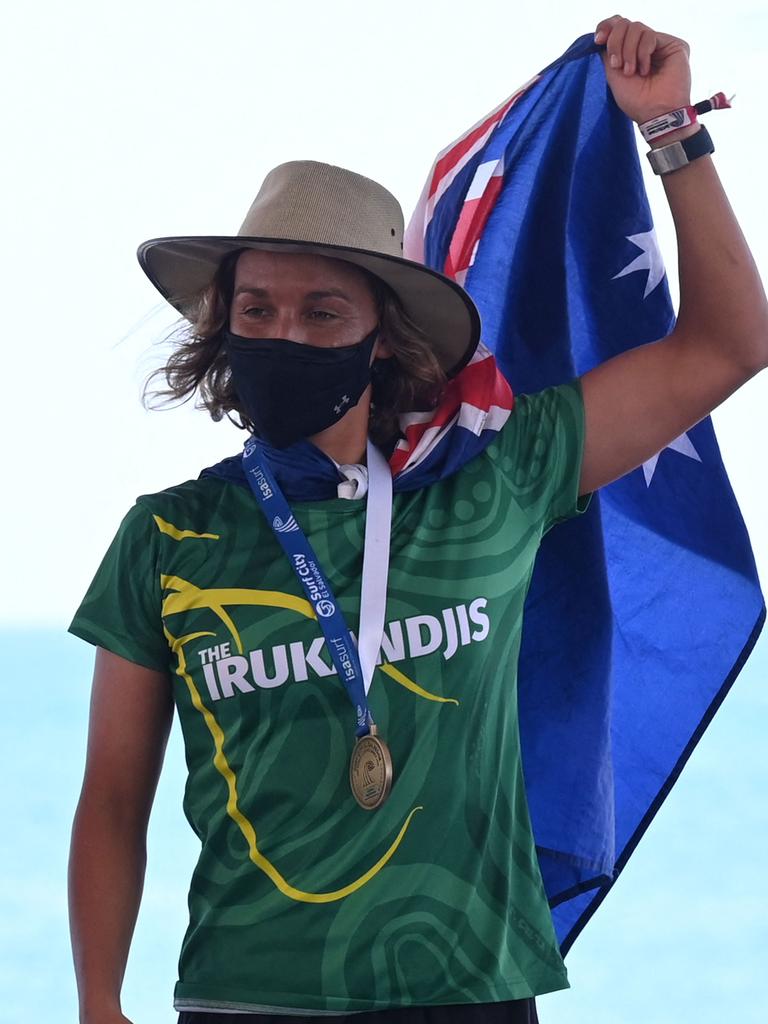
[
  {"left": 405, "top": 34, "right": 764, "bottom": 953},
  {"left": 390, "top": 341, "right": 513, "bottom": 485},
  {"left": 405, "top": 75, "right": 537, "bottom": 283}
]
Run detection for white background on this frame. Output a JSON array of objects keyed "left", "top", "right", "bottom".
[{"left": 2, "top": 2, "right": 766, "bottom": 1022}]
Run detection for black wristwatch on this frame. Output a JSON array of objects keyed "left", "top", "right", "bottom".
[{"left": 646, "top": 125, "right": 715, "bottom": 175}]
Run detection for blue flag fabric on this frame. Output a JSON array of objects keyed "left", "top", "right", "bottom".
[{"left": 408, "top": 34, "right": 764, "bottom": 952}]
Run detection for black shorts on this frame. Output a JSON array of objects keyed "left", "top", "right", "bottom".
[{"left": 178, "top": 999, "right": 538, "bottom": 1024}]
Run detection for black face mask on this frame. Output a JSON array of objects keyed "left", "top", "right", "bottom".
[{"left": 223, "top": 326, "right": 379, "bottom": 449}]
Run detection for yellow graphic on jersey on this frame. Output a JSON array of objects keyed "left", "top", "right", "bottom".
[
  {"left": 153, "top": 514, "right": 220, "bottom": 542},
  {"left": 166, "top": 628, "right": 423, "bottom": 903},
  {"left": 160, "top": 574, "right": 458, "bottom": 706}
]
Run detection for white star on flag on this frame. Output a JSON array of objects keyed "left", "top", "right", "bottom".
[
  {"left": 613, "top": 228, "right": 666, "bottom": 299},
  {"left": 642, "top": 432, "right": 702, "bottom": 486}
]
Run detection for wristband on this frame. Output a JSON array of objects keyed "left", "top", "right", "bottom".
[
  {"left": 639, "top": 92, "right": 732, "bottom": 143},
  {"left": 640, "top": 106, "right": 698, "bottom": 142}
]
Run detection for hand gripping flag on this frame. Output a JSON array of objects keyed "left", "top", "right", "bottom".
[{"left": 405, "top": 33, "right": 765, "bottom": 953}]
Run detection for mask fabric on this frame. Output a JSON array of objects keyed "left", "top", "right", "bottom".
[{"left": 223, "top": 326, "right": 379, "bottom": 448}]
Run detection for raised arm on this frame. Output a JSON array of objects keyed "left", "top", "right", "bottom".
[
  {"left": 579, "top": 16, "right": 768, "bottom": 495},
  {"left": 69, "top": 649, "right": 174, "bottom": 1024}
]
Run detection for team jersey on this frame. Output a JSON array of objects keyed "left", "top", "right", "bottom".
[{"left": 70, "top": 381, "right": 588, "bottom": 1015}]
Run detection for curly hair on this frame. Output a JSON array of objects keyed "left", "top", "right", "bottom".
[{"left": 144, "top": 250, "right": 448, "bottom": 447}]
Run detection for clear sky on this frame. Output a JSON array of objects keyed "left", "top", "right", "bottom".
[{"left": 2, "top": 1, "right": 766, "bottom": 1021}]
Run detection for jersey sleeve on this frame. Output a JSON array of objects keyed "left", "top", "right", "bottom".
[
  {"left": 498, "top": 378, "right": 591, "bottom": 534},
  {"left": 68, "top": 502, "right": 170, "bottom": 672}
]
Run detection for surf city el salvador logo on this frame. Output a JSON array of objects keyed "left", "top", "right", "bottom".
[
  {"left": 197, "top": 597, "right": 490, "bottom": 701},
  {"left": 291, "top": 552, "right": 336, "bottom": 617}
]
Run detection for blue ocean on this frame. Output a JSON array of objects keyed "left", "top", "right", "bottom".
[{"left": 2, "top": 628, "right": 766, "bottom": 1023}]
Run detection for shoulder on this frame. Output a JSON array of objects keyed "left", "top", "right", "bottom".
[
  {"left": 131, "top": 475, "right": 248, "bottom": 539},
  {"left": 486, "top": 380, "right": 585, "bottom": 458},
  {"left": 507, "top": 380, "right": 584, "bottom": 429},
  {"left": 479, "top": 379, "right": 588, "bottom": 530}
]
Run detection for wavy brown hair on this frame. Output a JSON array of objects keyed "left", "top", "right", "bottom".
[{"left": 144, "top": 249, "right": 448, "bottom": 447}]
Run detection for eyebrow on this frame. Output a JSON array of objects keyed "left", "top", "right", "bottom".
[{"left": 233, "top": 286, "right": 354, "bottom": 302}]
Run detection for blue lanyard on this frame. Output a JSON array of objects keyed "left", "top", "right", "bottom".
[{"left": 242, "top": 438, "right": 390, "bottom": 737}]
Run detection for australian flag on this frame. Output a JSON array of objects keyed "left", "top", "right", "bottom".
[{"left": 405, "top": 34, "right": 765, "bottom": 952}]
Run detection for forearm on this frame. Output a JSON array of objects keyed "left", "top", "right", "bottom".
[
  {"left": 594, "top": 16, "right": 768, "bottom": 370},
  {"left": 658, "top": 130, "right": 768, "bottom": 371},
  {"left": 69, "top": 791, "right": 147, "bottom": 1023}
]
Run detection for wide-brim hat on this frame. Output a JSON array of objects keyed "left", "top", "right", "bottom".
[{"left": 137, "top": 160, "right": 481, "bottom": 377}]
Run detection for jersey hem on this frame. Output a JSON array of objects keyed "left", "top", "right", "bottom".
[
  {"left": 173, "top": 976, "right": 570, "bottom": 1015},
  {"left": 174, "top": 1001, "right": 351, "bottom": 1016}
]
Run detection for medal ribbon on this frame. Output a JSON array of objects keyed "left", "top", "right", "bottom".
[{"left": 242, "top": 437, "right": 393, "bottom": 737}]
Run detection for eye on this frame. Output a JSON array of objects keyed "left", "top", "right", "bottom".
[
  {"left": 242, "top": 307, "right": 267, "bottom": 318},
  {"left": 308, "top": 310, "right": 337, "bottom": 321}
]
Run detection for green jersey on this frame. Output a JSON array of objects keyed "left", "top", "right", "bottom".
[{"left": 70, "top": 381, "right": 588, "bottom": 1015}]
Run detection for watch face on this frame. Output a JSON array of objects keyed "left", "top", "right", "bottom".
[
  {"left": 647, "top": 143, "right": 688, "bottom": 175},
  {"left": 647, "top": 126, "right": 713, "bottom": 175}
]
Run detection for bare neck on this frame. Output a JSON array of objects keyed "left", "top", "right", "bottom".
[{"left": 307, "top": 387, "right": 371, "bottom": 466}]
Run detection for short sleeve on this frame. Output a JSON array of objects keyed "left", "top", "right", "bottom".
[
  {"left": 68, "top": 502, "right": 169, "bottom": 672},
  {"left": 497, "top": 378, "right": 591, "bottom": 534}
]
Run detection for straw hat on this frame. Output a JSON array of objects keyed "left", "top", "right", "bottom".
[{"left": 137, "top": 160, "right": 481, "bottom": 376}]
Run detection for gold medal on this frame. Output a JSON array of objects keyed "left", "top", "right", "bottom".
[{"left": 349, "top": 725, "right": 393, "bottom": 810}]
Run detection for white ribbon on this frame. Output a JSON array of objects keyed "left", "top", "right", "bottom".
[{"left": 357, "top": 440, "right": 393, "bottom": 697}]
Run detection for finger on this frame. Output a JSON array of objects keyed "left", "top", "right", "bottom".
[
  {"left": 594, "top": 14, "right": 623, "bottom": 45},
  {"left": 594, "top": 15, "right": 622, "bottom": 47},
  {"left": 636, "top": 28, "right": 658, "bottom": 77},
  {"left": 606, "top": 17, "right": 630, "bottom": 71},
  {"left": 620, "top": 21, "right": 648, "bottom": 76}
]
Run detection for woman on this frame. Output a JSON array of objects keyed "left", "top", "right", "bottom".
[{"left": 68, "top": 16, "right": 768, "bottom": 1024}]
